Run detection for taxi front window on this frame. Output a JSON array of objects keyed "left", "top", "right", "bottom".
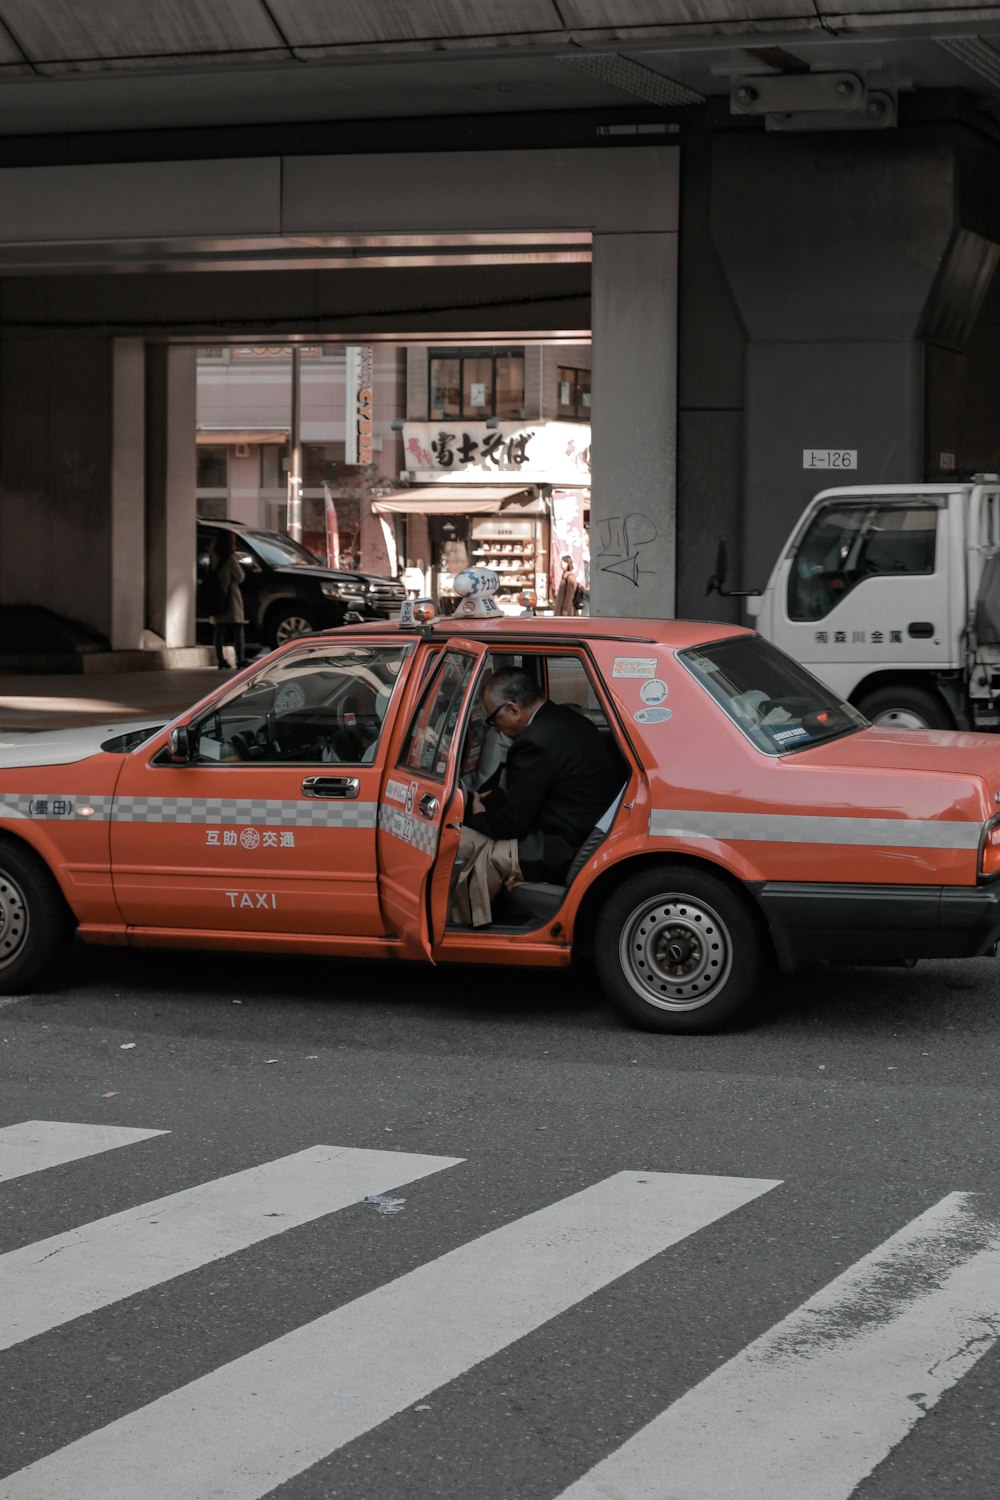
[{"left": 679, "top": 635, "right": 866, "bottom": 755}]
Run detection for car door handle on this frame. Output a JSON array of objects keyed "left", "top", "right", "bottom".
[
  {"left": 908, "top": 622, "right": 935, "bottom": 638},
  {"left": 301, "top": 776, "right": 360, "bottom": 799},
  {"left": 418, "top": 793, "right": 439, "bottom": 820}
]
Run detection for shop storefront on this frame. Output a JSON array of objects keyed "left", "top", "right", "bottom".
[{"left": 380, "top": 419, "right": 591, "bottom": 612}]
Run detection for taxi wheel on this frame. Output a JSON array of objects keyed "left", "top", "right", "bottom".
[
  {"left": 595, "top": 866, "right": 761, "bottom": 1033},
  {"left": 0, "top": 841, "right": 74, "bottom": 994}
]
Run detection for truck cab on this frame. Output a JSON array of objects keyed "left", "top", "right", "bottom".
[{"left": 751, "top": 482, "right": 1000, "bottom": 730}]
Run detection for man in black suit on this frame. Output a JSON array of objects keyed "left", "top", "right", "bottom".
[{"left": 450, "top": 666, "right": 624, "bottom": 925}]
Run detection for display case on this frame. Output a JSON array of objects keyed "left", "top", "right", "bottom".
[{"left": 469, "top": 516, "right": 549, "bottom": 609}]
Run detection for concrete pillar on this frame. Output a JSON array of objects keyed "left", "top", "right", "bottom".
[
  {"left": 590, "top": 231, "right": 677, "bottom": 618},
  {"left": 109, "top": 338, "right": 146, "bottom": 650},
  {"left": 0, "top": 335, "right": 113, "bottom": 641},
  {"left": 146, "top": 345, "right": 196, "bottom": 647},
  {"left": 710, "top": 134, "right": 1000, "bottom": 593}
]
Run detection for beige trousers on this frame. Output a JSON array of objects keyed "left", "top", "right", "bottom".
[{"left": 448, "top": 827, "right": 523, "bottom": 928}]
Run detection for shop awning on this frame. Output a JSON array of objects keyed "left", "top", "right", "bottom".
[
  {"left": 196, "top": 429, "right": 288, "bottom": 445},
  {"left": 371, "top": 485, "right": 544, "bottom": 516}
]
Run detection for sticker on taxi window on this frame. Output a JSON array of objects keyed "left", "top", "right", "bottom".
[
  {"left": 634, "top": 707, "right": 673, "bottom": 724},
  {"left": 613, "top": 657, "right": 658, "bottom": 679},
  {"left": 385, "top": 779, "right": 409, "bottom": 805},
  {"left": 639, "top": 678, "right": 669, "bottom": 706},
  {"left": 772, "top": 725, "right": 811, "bottom": 746}
]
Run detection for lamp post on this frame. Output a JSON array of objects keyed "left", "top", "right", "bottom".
[{"left": 286, "top": 345, "right": 303, "bottom": 540}]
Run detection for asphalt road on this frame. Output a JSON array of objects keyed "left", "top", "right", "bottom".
[{"left": 2, "top": 946, "right": 1000, "bottom": 1499}]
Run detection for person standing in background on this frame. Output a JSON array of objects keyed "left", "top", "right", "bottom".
[
  {"left": 210, "top": 531, "right": 248, "bottom": 670},
  {"left": 554, "top": 554, "right": 579, "bottom": 616}
]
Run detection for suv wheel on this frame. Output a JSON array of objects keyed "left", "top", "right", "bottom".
[{"left": 267, "top": 607, "right": 318, "bottom": 648}]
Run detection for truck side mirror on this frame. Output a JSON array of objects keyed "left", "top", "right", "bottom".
[
  {"left": 705, "top": 536, "right": 761, "bottom": 600},
  {"left": 705, "top": 539, "right": 728, "bottom": 596},
  {"left": 169, "top": 725, "right": 192, "bottom": 763}
]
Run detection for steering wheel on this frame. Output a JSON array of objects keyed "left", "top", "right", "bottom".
[{"left": 230, "top": 730, "right": 258, "bottom": 760}]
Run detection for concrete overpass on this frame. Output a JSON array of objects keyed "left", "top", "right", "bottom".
[{"left": 2, "top": 2, "right": 1000, "bottom": 646}]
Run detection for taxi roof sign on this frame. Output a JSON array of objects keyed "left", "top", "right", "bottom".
[
  {"left": 451, "top": 567, "right": 503, "bottom": 618},
  {"left": 399, "top": 598, "right": 437, "bottom": 627}
]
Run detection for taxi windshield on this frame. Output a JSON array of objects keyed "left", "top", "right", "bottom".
[{"left": 679, "top": 635, "right": 866, "bottom": 755}]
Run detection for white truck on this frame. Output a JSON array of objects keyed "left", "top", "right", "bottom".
[{"left": 730, "top": 480, "right": 1000, "bottom": 730}]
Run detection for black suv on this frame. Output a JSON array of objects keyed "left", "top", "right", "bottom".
[{"left": 196, "top": 521, "right": 406, "bottom": 648}]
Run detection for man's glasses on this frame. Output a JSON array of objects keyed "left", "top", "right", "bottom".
[{"left": 484, "top": 702, "right": 509, "bottom": 729}]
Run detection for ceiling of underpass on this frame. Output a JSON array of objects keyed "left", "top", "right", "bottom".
[{"left": 0, "top": 2, "right": 998, "bottom": 138}]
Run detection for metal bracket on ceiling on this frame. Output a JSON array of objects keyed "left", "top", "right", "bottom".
[{"left": 730, "top": 71, "right": 896, "bottom": 130}]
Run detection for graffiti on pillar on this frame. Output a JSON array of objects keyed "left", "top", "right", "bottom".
[{"left": 595, "top": 513, "right": 658, "bottom": 586}]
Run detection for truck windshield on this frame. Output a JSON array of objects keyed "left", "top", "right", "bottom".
[
  {"left": 787, "top": 500, "right": 939, "bottom": 621},
  {"left": 679, "top": 635, "right": 866, "bottom": 755}
]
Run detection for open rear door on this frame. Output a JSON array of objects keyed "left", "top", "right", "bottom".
[{"left": 376, "top": 640, "right": 489, "bottom": 959}]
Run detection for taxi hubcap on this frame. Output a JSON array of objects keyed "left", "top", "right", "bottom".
[
  {"left": 0, "top": 871, "right": 28, "bottom": 969},
  {"left": 620, "top": 894, "right": 732, "bottom": 1012}
]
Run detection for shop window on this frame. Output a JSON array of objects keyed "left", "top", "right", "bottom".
[
  {"left": 495, "top": 356, "right": 525, "bottom": 419},
  {"left": 557, "top": 367, "right": 591, "bottom": 421},
  {"left": 196, "top": 446, "right": 229, "bottom": 489},
  {"left": 429, "top": 349, "right": 525, "bottom": 420},
  {"left": 260, "top": 444, "right": 289, "bottom": 489},
  {"left": 302, "top": 443, "right": 348, "bottom": 487},
  {"left": 196, "top": 497, "right": 229, "bottom": 520},
  {"left": 787, "top": 500, "right": 939, "bottom": 622}
]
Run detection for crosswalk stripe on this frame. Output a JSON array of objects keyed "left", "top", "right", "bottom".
[
  {"left": 0, "top": 1170, "right": 778, "bottom": 1500},
  {"left": 556, "top": 1190, "right": 1000, "bottom": 1500},
  {"left": 0, "top": 1144, "right": 460, "bottom": 1354},
  {"left": 0, "top": 1120, "right": 166, "bottom": 1183}
]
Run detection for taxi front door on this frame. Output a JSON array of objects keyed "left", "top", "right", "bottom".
[
  {"left": 109, "top": 640, "right": 410, "bottom": 941},
  {"left": 376, "top": 641, "right": 488, "bottom": 959}
]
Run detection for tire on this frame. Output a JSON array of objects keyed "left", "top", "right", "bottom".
[
  {"left": 0, "top": 840, "right": 75, "bottom": 995},
  {"left": 266, "top": 606, "right": 318, "bottom": 649},
  {"left": 594, "top": 865, "right": 762, "bottom": 1033},
  {"left": 855, "top": 684, "right": 952, "bottom": 730}
]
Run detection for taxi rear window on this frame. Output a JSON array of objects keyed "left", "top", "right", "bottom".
[{"left": 678, "top": 635, "right": 866, "bottom": 755}]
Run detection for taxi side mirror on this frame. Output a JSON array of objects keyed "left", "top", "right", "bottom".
[{"left": 169, "top": 725, "right": 192, "bottom": 763}]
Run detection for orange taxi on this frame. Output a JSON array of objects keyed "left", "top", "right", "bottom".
[{"left": 2, "top": 599, "right": 1000, "bottom": 1033}]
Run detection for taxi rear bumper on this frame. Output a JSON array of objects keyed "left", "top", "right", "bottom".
[{"left": 755, "top": 882, "right": 1000, "bottom": 973}]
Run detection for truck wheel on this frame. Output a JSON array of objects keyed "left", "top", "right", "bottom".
[
  {"left": 594, "top": 866, "right": 762, "bottom": 1033},
  {"left": 0, "top": 840, "right": 75, "bottom": 994},
  {"left": 855, "top": 685, "right": 952, "bottom": 730},
  {"left": 266, "top": 606, "right": 318, "bottom": 648}
]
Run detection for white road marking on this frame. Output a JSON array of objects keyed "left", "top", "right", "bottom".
[
  {"left": 558, "top": 1191, "right": 1000, "bottom": 1500},
  {"left": 0, "top": 1120, "right": 166, "bottom": 1183},
  {"left": 0, "top": 1144, "right": 459, "bottom": 1354},
  {"left": 0, "top": 1171, "right": 778, "bottom": 1500}
]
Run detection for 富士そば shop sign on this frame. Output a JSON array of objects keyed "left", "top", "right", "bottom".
[{"left": 403, "top": 421, "right": 591, "bottom": 484}]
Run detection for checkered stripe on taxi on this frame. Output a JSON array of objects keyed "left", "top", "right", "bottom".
[
  {"left": 377, "top": 803, "right": 440, "bottom": 857},
  {"left": 0, "top": 795, "right": 377, "bottom": 829},
  {"left": 112, "top": 797, "right": 378, "bottom": 828}
]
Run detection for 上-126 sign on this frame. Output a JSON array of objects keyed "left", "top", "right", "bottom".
[{"left": 803, "top": 449, "right": 858, "bottom": 470}]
